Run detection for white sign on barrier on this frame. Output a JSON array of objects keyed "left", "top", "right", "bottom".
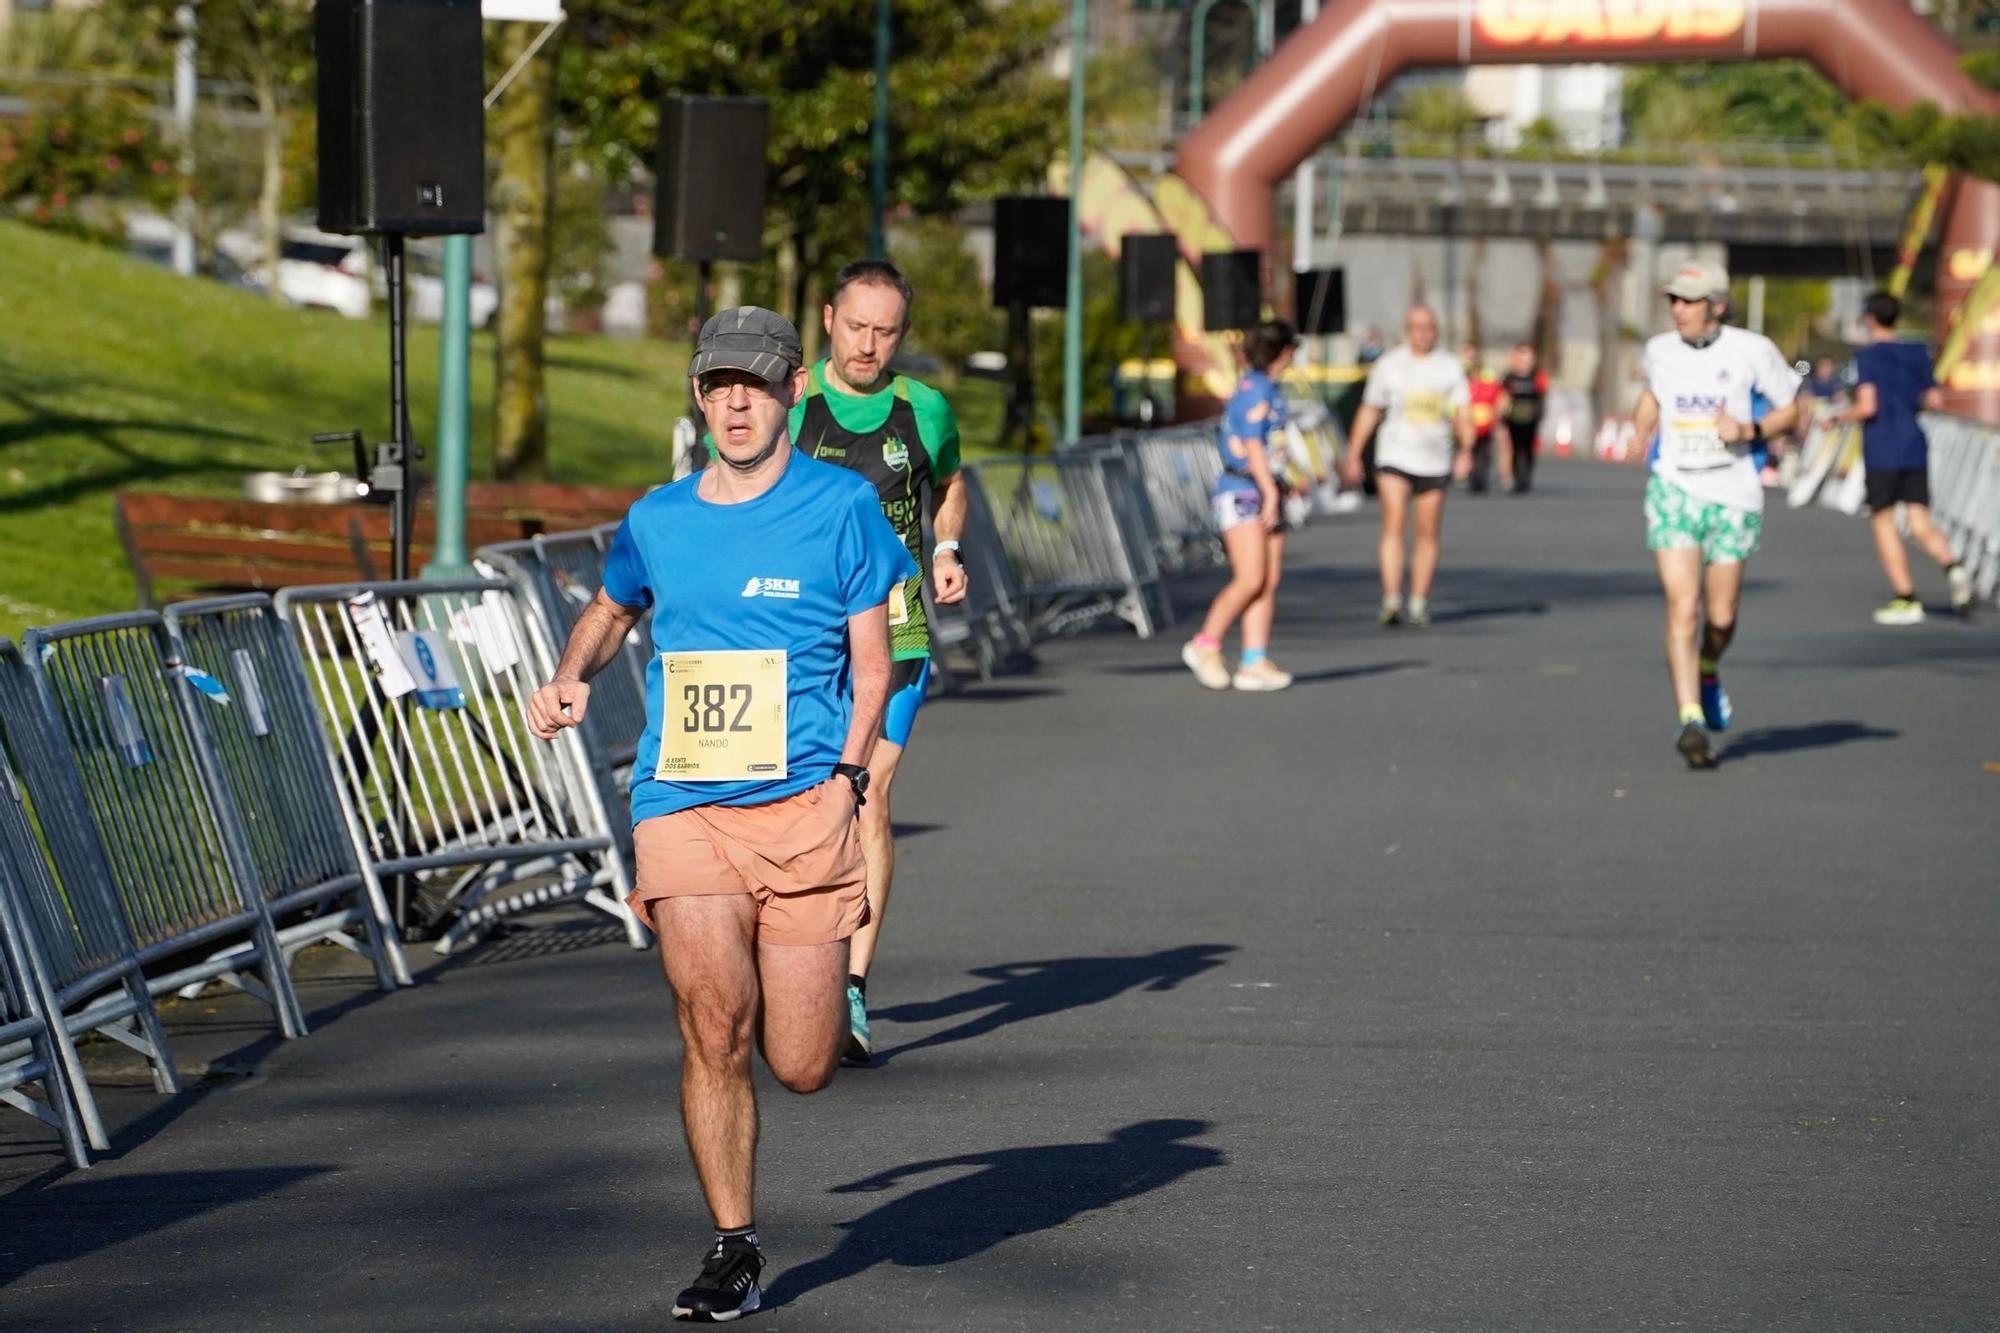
[
  {"left": 346, "top": 594, "right": 417, "bottom": 700},
  {"left": 482, "top": 0, "right": 563, "bottom": 20},
  {"left": 398, "top": 630, "right": 467, "bottom": 711}
]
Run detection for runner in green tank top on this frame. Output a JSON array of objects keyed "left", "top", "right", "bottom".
[{"left": 787, "top": 259, "right": 968, "bottom": 1064}]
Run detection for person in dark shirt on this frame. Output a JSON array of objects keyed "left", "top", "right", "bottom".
[
  {"left": 1831, "top": 291, "right": 1973, "bottom": 623},
  {"left": 1499, "top": 341, "right": 1549, "bottom": 494},
  {"left": 1806, "top": 355, "right": 1843, "bottom": 403}
]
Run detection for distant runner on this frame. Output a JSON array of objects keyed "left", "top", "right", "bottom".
[
  {"left": 1500, "top": 342, "right": 1548, "bottom": 494},
  {"left": 1342, "top": 305, "right": 1474, "bottom": 628},
  {"left": 1631, "top": 263, "right": 1801, "bottom": 769},
  {"left": 1828, "top": 290, "right": 1974, "bottom": 624},
  {"left": 1462, "top": 342, "right": 1506, "bottom": 494}
]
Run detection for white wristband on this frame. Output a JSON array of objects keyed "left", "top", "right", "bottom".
[{"left": 933, "top": 540, "right": 962, "bottom": 560}]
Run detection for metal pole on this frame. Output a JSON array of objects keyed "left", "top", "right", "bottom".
[
  {"left": 1292, "top": 0, "right": 1320, "bottom": 286},
  {"left": 172, "top": 4, "right": 197, "bottom": 277},
  {"left": 869, "top": 0, "right": 891, "bottom": 259},
  {"left": 425, "top": 234, "right": 474, "bottom": 579},
  {"left": 1747, "top": 274, "right": 1767, "bottom": 334},
  {"left": 386, "top": 233, "right": 416, "bottom": 582},
  {"left": 1062, "top": 0, "right": 1086, "bottom": 444},
  {"left": 690, "top": 261, "right": 714, "bottom": 469},
  {"left": 1187, "top": 0, "right": 1222, "bottom": 126}
]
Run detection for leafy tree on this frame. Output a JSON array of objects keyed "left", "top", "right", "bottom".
[
  {"left": 554, "top": 0, "right": 1066, "bottom": 344},
  {"left": 103, "top": 1, "right": 316, "bottom": 296},
  {"left": 1398, "top": 81, "right": 1485, "bottom": 143},
  {"left": 889, "top": 214, "right": 1002, "bottom": 379}
]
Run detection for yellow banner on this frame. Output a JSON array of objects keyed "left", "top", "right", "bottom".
[
  {"left": 1473, "top": 0, "right": 1745, "bottom": 48},
  {"left": 1937, "top": 264, "right": 2000, "bottom": 389},
  {"left": 1889, "top": 165, "right": 1951, "bottom": 300}
]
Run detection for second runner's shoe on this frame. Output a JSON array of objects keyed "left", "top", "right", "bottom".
[
  {"left": 672, "top": 1239, "right": 764, "bottom": 1322},
  {"left": 1700, "top": 675, "right": 1732, "bottom": 732},
  {"left": 1676, "top": 721, "right": 1716, "bottom": 770},
  {"left": 1181, "top": 639, "right": 1231, "bottom": 690},
  {"left": 844, "top": 983, "right": 872, "bottom": 1065}
]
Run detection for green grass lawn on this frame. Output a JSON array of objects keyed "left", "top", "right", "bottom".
[{"left": 0, "top": 220, "right": 1005, "bottom": 639}]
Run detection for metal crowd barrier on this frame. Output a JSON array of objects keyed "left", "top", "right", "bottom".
[
  {"left": 0, "top": 640, "right": 181, "bottom": 1107},
  {"left": 476, "top": 527, "right": 651, "bottom": 773},
  {"left": 1114, "top": 423, "right": 1228, "bottom": 575},
  {"left": 962, "top": 451, "right": 1171, "bottom": 639},
  {"left": 938, "top": 481, "right": 1036, "bottom": 678},
  {"left": 11, "top": 616, "right": 309, "bottom": 1040},
  {"left": 165, "top": 596, "right": 411, "bottom": 989},
  {"left": 275, "top": 578, "right": 645, "bottom": 954},
  {"left": 0, "top": 741, "right": 100, "bottom": 1168},
  {"left": 1921, "top": 412, "right": 2000, "bottom": 604}
]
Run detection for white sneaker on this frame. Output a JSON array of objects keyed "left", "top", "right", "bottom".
[
  {"left": 1872, "top": 597, "right": 1926, "bottom": 626},
  {"left": 1181, "top": 640, "right": 1231, "bottom": 690},
  {"left": 1947, "top": 564, "right": 1974, "bottom": 614},
  {"left": 1231, "top": 659, "right": 1293, "bottom": 691}
]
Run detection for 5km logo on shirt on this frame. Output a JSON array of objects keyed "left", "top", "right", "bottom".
[{"left": 741, "top": 576, "right": 802, "bottom": 600}]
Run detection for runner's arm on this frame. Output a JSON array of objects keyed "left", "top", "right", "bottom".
[
  {"left": 528, "top": 590, "right": 642, "bottom": 738},
  {"left": 1833, "top": 381, "right": 1878, "bottom": 426},
  {"left": 1632, "top": 389, "right": 1660, "bottom": 447},
  {"left": 930, "top": 470, "right": 968, "bottom": 604},
  {"left": 842, "top": 604, "right": 893, "bottom": 769}
]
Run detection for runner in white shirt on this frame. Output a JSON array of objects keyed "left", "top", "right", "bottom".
[
  {"left": 1341, "top": 305, "right": 1475, "bottom": 627},
  {"left": 1631, "top": 262, "right": 1802, "bottom": 769}
]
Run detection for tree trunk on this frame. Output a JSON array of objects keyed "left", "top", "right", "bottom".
[
  {"left": 491, "top": 21, "right": 559, "bottom": 481},
  {"left": 253, "top": 72, "right": 284, "bottom": 301},
  {"left": 775, "top": 231, "right": 800, "bottom": 325},
  {"left": 798, "top": 246, "right": 824, "bottom": 366}
]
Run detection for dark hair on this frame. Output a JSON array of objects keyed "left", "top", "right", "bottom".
[
  {"left": 1863, "top": 290, "right": 1901, "bottom": 329},
  {"left": 1242, "top": 319, "right": 1297, "bottom": 371},
  {"left": 830, "top": 259, "right": 914, "bottom": 324}
]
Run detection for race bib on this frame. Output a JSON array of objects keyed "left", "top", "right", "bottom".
[
  {"left": 1402, "top": 391, "right": 1446, "bottom": 427},
  {"left": 655, "top": 650, "right": 787, "bottom": 782},
  {"left": 888, "top": 581, "right": 910, "bottom": 627},
  {"left": 1667, "top": 416, "right": 1731, "bottom": 469}
]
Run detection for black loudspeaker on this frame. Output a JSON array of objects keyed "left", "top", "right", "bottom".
[
  {"left": 315, "top": 0, "right": 485, "bottom": 236},
  {"left": 993, "top": 196, "right": 1069, "bottom": 308},
  {"left": 1121, "top": 234, "right": 1178, "bottom": 323},
  {"left": 1293, "top": 267, "right": 1346, "bottom": 335},
  {"left": 1201, "top": 249, "right": 1263, "bottom": 331},
  {"left": 653, "top": 97, "right": 769, "bottom": 263}
]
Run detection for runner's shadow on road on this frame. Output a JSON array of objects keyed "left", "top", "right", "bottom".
[
  {"left": 1722, "top": 721, "right": 1899, "bottom": 759},
  {"left": 1424, "top": 601, "right": 1551, "bottom": 625},
  {"left": 761, "top": 1120, "right": 1224, "bottom": 1309},
  {"left": 868, "top": 944, "right": 1234, "bottom": 1065},
  {"left": 0, "top": 1166, "right": 330, "bottom": 1288},
  {"left": 1098, "top": 660, "right": 1423, "bottom": 683}
]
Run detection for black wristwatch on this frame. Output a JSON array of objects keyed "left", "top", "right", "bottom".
[
  {"left": 833, "top": 762, "right": 870, "bottom": 806},
  {"left": 1750, "top": 420, "right": 1765, "bottom": 442}
]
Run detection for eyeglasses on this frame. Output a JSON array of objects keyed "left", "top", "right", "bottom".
[
  {"left": 697, "top": 373, "right": 781, "bottom": 403},
  {"left": 1666, "top": 294, "right": 1710, "bottom": 307}
]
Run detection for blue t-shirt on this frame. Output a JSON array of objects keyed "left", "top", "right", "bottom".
[
  {"left": 1853, "top": 340, "right": 1934, "bottom": 472},
  {"left": 1218, "top": 369, "right": 1287, "bottom": 495},
  {"left": 602, "top": 453, "right": 917, "bottom": 825}
]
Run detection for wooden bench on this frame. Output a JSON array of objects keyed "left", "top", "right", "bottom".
[{"left": 115, "top": 481, "right": 646, "bottom": 607}]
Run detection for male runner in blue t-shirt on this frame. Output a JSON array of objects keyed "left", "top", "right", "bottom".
[
  {"left": 527, "top": 306, "right": 914, "bottom": 1323},
  {"left": 1829, "top": 290, "right": 1974, "bottom": 623}
]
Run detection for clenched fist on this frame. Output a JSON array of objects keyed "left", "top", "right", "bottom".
[{"left": 527, "top": 676, "right": 591, "bottom": 739}]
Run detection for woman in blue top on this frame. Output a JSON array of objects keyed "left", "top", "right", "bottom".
[{"left": 1181, "top": 320, "right": 1298, "bottom": 691}]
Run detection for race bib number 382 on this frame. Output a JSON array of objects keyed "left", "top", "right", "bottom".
[{"left": 655, "top": 650, "right": 788, "bottom": 782}]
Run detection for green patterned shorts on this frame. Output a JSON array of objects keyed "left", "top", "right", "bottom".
[{"left": 1644, "top": 472, "right": 1761, "bottom": 563}]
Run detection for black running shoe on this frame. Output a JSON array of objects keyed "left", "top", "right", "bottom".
[
  {"left": 672, "top": 1239, "right": 763, "bottom": 1322},
  {"left": 1676, "top": 721, "right": 1716, "bottom": 770}
]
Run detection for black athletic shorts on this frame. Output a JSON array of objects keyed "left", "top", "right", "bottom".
[
  {"left": 1865, "top": 467, "right": 1929, "bottom": 512},
  {"left": 1378, "top": 465, "right": 1449, "bottom": 495}
]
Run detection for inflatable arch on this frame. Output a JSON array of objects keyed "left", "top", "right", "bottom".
[{"left": 1153, "top": 0, "right": 2000, "bottom": 417}]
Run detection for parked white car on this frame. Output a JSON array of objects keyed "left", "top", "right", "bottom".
[{"left": 273, "top": 230, "right": 374, "bottom": 320}]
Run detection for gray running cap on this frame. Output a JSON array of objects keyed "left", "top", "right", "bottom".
[
  {"left": 1662, "top": 261, "right": 1729, "bottom": 302},
  {"left": 690, "top": 306, "right": 804, "bottom": 381}
]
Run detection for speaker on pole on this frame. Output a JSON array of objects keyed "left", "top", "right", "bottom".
[
  {"left": 1201, "top": 249, "right": 1263, "bottom": 331},
  {"left": 1293, "top": 267, "right": 1346, "bottom": 335},
  {"left": 993, "top": 196, "right": 1069, "bottom": 309},
  {"left": 1120, "top": 234, "right": 1178, "bottom": 323},
  {"left": 315, "top": 0, "right": 485, "bottom": 236},
  {"left": 653, "top": 97, "right": 770, "bottom": 263}
]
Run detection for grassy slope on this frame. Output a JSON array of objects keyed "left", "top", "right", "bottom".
[{"left": 0, "top": 221, "right": 1003, "bottom": 639}]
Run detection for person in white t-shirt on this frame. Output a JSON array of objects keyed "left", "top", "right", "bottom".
[
  {"left": 1631, "top": 262, "right": 1802, "bottom": 769},
  {"left": 1341, "top": 305, "right": 1474, "bottom": 627}
]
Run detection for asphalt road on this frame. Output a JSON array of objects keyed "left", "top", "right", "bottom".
[{"left": 4, "top": 459, "right": 1997, "bottom": 1331}]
